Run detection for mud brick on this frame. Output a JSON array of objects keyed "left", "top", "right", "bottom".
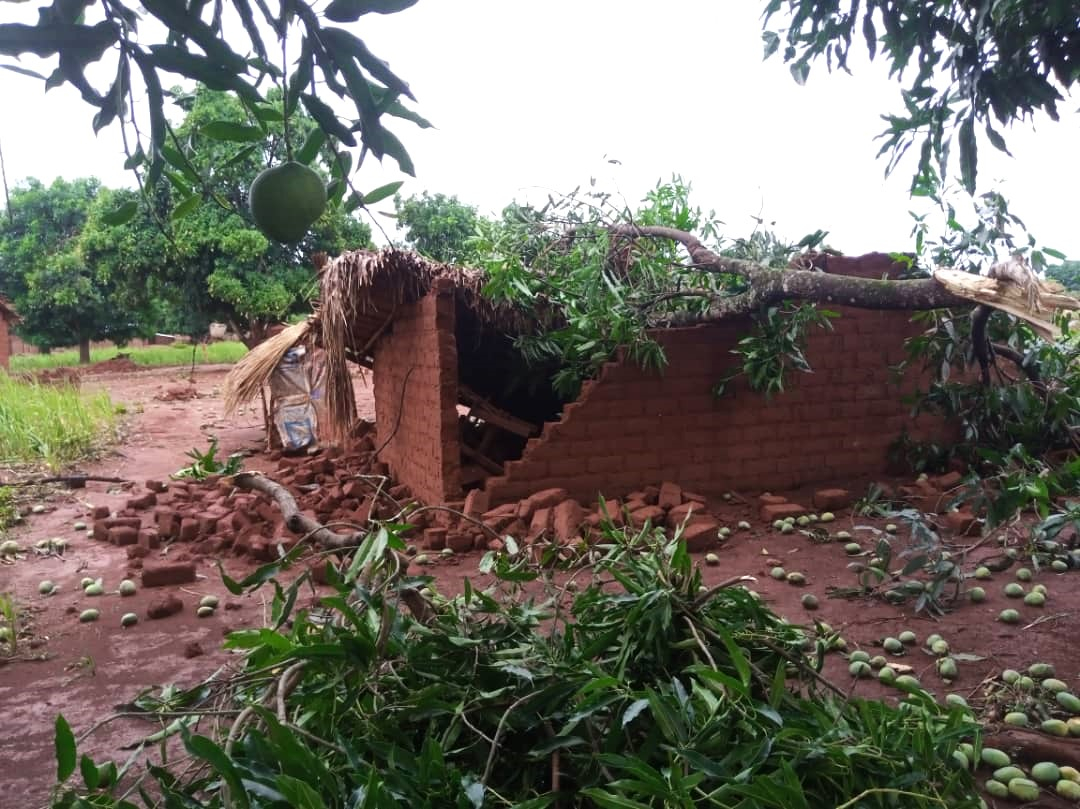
[
  {"left": 623, "top": 498, "right": 647, "bottom": 515},
  {"left": 142, "top": 562, "right": 197, "bottom": 588},
  {"left": 483, "top": 513, "right": 519, "bottom": 533},
  {"left": 625, "top": 490, "right": 648, "bottom": 504},
  {"left": 932, "top": 471, "right": 964, "bottom": 491},
  {"left": 156, "top": 508, "right": 180, "bottom": 539},
  {"left": 483, "top": 503, "right": 518, "bottom": 520},
  {"left": 642, "top": 485, "right": 660, "bottom": 505},
  {"left": 464, "top": 488, "right": 490, "bottom": 517},
  {"left": 342, "top": 480, "right": 365, "bottom": 500},
  {"left": 109, "top": 526, "right": 138, "bottom": 546},
  {"left": 681, "top": 519, "right": 720, "bottom": 552},
  {"left": 127, "top": 492, "right": 157, "bottom": 510},
  {"left": 147, "top": 595, "right": 183, "bottom": 619},
  {"left": 339, "top": 497, "right": 358, "bottom": 512},
  {"left": 595, "top": 498, "right": 624, "bottom": 527},
  {"left": 657, "top": 481, "right": 682, "bottom": 511},
  {"left": 389, "top": 483, "right": 411, "bottom": 500},
  {"left": 517, "top": 488, "right": 569, "bottom": 522},
  {"left": 503, "top": 519, "right": 528, "bottom": 540},
  {"left": 629, "top": 505, "right": 665, "bottom": 529},
  {"left": 230, "top": 509, "right": 252, "bottom": 531},
  {"left": 423, "top": 527, "right": 447, "bottom": 550},
  {"left": 93, "top": 520, "right": 111, "bottom": 539},
  {"left": 126, "top": 544, "right": 149, "bottom": 559},
  {"left": 552, "top": 500, "right": 586, "bottom": 543},
  {"left": 682, "top": 491, "right": 707, "bottom": 504},
  {"left": 447, "top": 532, "right": 473, "bottom": 552},
  {"left": 293, "top": 470, "right": 314, "bottom": 485},
  {"left": 178, "top": 518, "right": 200, "bottom": 541},
  {"left": 529, "top": 506, "right": 553, "bottom": 537},
  {"left": 759, "top": 494, "right": 788, "bottom": 507},
  {"left": 666, "top": 502, "right": 709, "bottom": 530},
  {"left": 944, "top": 508, "right": 977, "bottom": 536},
  {"left": 760, "top": 502, "right": 807, "bottom": 523},
  {"left": 255, "top": 500, "right": 277, "bottom": 523},
  {"left": 247, "top": 538, "right": 274, "bottom": 560},
  {"left": 92, "top": 505, "right": 111, "bottom": 520},
  {"left": 196, "top": 511, "right": 221, "bottom": 534},
  {"left": 138, "top": 529, "right": 160, "bottom": 550},
  {"left": 812, "top": 489, "right": 852, "bottom": 511}
]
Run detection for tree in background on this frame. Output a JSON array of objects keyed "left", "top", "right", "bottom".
[
  {"left": 393, "top": 191, "right": 481, "bottom": 264},
  {"left": 1046, "top": 261, "right": 1080, "bottom": 293},
  {"left": 80, "top": 88, "right": 374, "bottom": 346},
  {"left": 0, "top": 178, "right": 153, "bottom": 362}
]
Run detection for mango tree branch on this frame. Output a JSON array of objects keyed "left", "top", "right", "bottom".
[{"left": 610, "top": 224, "right": 972, "bottom": 312}]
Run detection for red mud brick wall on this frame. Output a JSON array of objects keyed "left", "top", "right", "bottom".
[
  {"left": 373, "top": 279, "right": 462, "bottom": 503},
  {"left": 483, "top": 253, "right": 942, "bottom": 505}
]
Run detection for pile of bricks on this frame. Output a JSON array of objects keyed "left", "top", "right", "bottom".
[{"left": 427, "top": 480, "right": 730, "bottom": 555}]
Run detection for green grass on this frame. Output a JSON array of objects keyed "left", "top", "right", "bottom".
[
  {"left": 0, "top": 374, "right": 121, "bottom": 469},
  {"left": 9, "top": 340, "right": 248, "bottom": 371}
]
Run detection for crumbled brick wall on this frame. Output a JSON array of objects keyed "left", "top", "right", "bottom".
[
  {"left": 482, "top": 253, "right": 943, "bottom": 505},
  {"left": 372, "top": 279, "right": 461, "bottom": 503}
]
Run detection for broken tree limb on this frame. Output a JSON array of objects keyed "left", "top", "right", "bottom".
[
  {"left": 233, "top": 471, "right": 359, "bottom": 550},
  {"left": 986, "top": 726, "right": 1080, "bottom": 771},
  {"left": 609, "top": 225, "right": 1080, "bottom": 329},
  {"left": 0, "top": 475, "right": 129, "bottom": 488}
]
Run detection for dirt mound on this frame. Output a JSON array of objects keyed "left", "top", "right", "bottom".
[
  {"left": 20, "top": 367, "right": 82, "bottom": 387},
  {"left": 83, "top": 356, "right": 140, "bottom": 375},
  {"left": 154, "top": 383, "right": 198, "bottom": 402}
]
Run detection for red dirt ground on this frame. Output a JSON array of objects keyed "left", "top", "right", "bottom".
[{"left": 1, "top": 365, "right": 1077, "bottom": 807}]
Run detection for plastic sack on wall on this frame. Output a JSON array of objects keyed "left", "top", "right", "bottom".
[{"left": 270, "top": 346, "right": 318, "bottom": 450}]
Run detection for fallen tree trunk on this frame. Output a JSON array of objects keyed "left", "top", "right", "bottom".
[
  {"left": 0, "top": 474, "right": 129, "bottom": 489},
  {"left": 986, "top": 726, "right": 1080, "bottom": 771}
]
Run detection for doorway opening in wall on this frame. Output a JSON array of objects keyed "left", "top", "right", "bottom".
[{"left": 452, "top": 302, "right": 565, "bottom": 491}]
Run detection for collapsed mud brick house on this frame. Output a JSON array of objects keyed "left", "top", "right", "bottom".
[
  {"left": 0, "top": 297, "right": 17, "bottom": 370},
  {"left": 229, "top": 248, "right": 959, "bottom": 509}
]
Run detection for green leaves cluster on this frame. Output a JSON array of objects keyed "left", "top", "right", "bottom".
[
  {"left": 0, "top": 0, "right": 427, "bottom": 220},
  {"left": 762, "top": 0, "right": 1080, "bottom": 195},
  {"left": 49, "top": 522, "right": 982, "bottom": 807}
]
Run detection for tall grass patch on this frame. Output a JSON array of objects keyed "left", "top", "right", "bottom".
[
  {"left": 10, "top": 340, "right": 248, "bottom": 371},
  {"left": 0, "top": 374, "right": 119, "bottom": 469}
]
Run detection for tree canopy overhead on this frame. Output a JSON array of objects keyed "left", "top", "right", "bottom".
[
  {"left": 0, "top": 0, "right": 427, "bottom": 223},
  {"left": 762, "top": 0, "right": 1080, "bottom": 194}
]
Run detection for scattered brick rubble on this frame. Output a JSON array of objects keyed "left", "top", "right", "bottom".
[{"left": 91, "top": 420, "right": 978, "bottom": 578}]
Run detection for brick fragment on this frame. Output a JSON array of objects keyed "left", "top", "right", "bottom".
[
  {"left": 156, "top": 509, "right": 180, "bottom": 539},
  {"left": 932, "top": 471, "right": 964, "bottom": 491},
  {"left": 629, "top": 505, "right": 665, "bottom": 529},
  {"left": 759, "top": 494, "right": 788, "bottom": 507},
  {"left": 142, "top": 562, "right": 197, "bottom": 588},
  {"left": 760, "top": 502, "right": 807, "bottom": 522},
  {"left": 552, "top": 500, "right": 586, "bottom": 543},
  {"left": 944, "top": 508, "right": 977, "bottom": 536},
  {"left": 517, "top": 488, "right": 569, "bottom": 522},
  {"left": 126, "top": 492, "right": 157, "bottom": 511},
  {"left": 657, "top": 481, "right": 682, "bottom": 511},
  {"left": 178, "top": 518, "right": 200, "bottom": 542},
  {"left": 681, "top": 520, "right": 720, "bottom": 552},
  {"left": 138, "top": 529, "right": 160, "bottom": 550},
  {"left": 109, "top": 526, "right": 138, "bottom": 546},
  {"left": 92, "top": 505, "right": 110, "bottom": 520},
  {"left": 447, "top": 532, "right": 474, "bottom": 553},
  {"left": 464, "top": 488, "right": 490, "bottom": 517},
  {"left": 146, "top": 595, "right": 183, "bottom": 619},
  {"left": 812, "top": 488, "right": 852, "bottom": 511},
  {"left": 529, "top": 507, "right": 553, "bottom": 537},
  {"left": 423, "top": 528, "right": 447, "bottom": 550},
  {"left": 666, "top": 501, "right": 709, "bottom": 530}
]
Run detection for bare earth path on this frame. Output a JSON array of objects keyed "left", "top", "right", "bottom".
[{"left": 0, "top": 364, "right": 373, "bottom": 807}]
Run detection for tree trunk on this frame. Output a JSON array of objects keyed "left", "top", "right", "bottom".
[{"left": 78, "top": 337, "right": 91, "bottom": 365}]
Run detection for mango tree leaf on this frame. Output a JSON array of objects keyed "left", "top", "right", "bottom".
[
  {"left": 0, "top": 62, "right": 45, "bottom": 79},
  {"left": 185, "top": 735, "right": 250, "bottom": 809},
  {"left": 101, "top": 201, "right": 138, "bottom": 226},
  {"left": 55, "top": 715, "right": 76, "bottom": 782},
  {"left": 325, "top": 0, "right": 418, "bottom": 22},
  {"left": 294, "top": 128, "right": 326, "bottom": 165},
  {"left": 171, "top": 194, "right": 201, "bottom": 220},
  {"left": 360, "top": 181, "right": 403, "bottom": 205},
  {"left": 301, "top": 93, "right": 357, "bottom": 147},
  {"left": 201, "top": 120, "right": 265, "bottom": 142},
  {"left": 958, "top": 113, "right": 977, "bottom": 194}
]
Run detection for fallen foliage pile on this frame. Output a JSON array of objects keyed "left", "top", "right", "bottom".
[{"left": 51, "top": 525, "right": 983, "bottom": 808}]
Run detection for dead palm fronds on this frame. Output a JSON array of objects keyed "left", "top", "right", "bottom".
[{"left": 223, "top": 319, "right": 313, "bottom": 415}]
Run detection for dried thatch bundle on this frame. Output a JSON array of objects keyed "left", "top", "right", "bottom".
[{"left": 223, "top": 319, "right": 312, "bottom": 415}]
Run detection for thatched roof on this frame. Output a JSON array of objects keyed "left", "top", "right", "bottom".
[{"left": 223, "top": 248, "right": 540, "bottom": 437}]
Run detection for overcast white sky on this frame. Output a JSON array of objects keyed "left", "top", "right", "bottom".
[{"left": 1, "top": 1, "right": 1077, "bottom": 258}]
